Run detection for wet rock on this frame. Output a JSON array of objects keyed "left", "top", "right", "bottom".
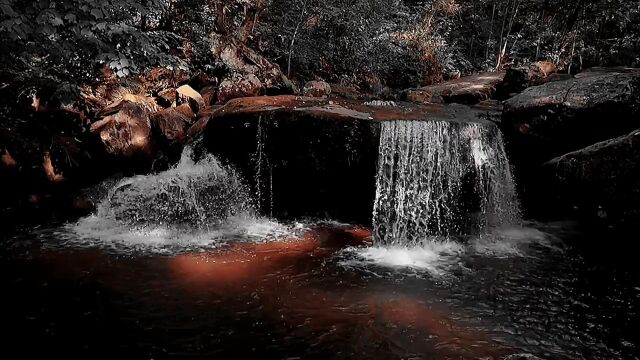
[
  {"left": 303, "top": 80, "right": 332, "bottom": 97},
  {"left": 176, "top": 85, "right": 205, "bottom": 113},
  {"left": 90, "top": 101, "right": 154, "bottom": 159},
  {"left": 403, "top": 72, "right": 505, "bottom": 105},
  {"left": 502, "top": 70, "right": 640, "bottom": 159},
  {"left": 217, "top": 72, "right": 264, "bottom": 104},
  {"left": 544, "top": 129, "right": 640, "bottom": 227}
]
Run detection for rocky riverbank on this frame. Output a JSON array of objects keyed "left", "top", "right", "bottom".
[{"left": 2, "top": 65, "right": 639, "bottom": 229}]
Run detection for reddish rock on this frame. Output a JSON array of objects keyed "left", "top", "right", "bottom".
[
  {"left": 175, "top": 103, "right": 195, "bottom": 119},
  {"left": 403, "top": 72, "right": 505, "bottom": 105},
  {"left": 177, "top": 85, "right": 205, "bottom": 113},
  {"left": 1, "top": 149, "right": 17, "bottom": 168},
  {"left": 151, "top": 107, "right": 193, "bottom": 143},
  {"left": 157, "top": 88, "right": 177, "bottom": 107},
  {"left": 303, "top": 81, "right": 332, "bottom": 97},
  {"left": 90, "top": 101, "right": 154, "bottom": 159},
  {"left": 187, "top": 95, "right": 500, "bottom": 141},
  {"left": 217, "top": 73, "right": 264, "bottom": 104},
  {"left": 200, "top": 86, "right": 217, "bottom": 106}
]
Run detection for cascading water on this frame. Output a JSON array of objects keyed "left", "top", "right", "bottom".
[{"left": 372, "top": 120, "right": 520, "bottom": 246}]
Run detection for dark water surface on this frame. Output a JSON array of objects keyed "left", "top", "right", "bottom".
[{"left": 1, "top": 221, "right": 638, "bottom": 359}]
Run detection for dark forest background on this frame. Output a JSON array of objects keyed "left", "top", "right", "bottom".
[{"left": 1, "top": 0, "right": 638, "bottom": 91}]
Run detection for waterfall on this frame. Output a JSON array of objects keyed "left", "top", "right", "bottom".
[{"left": 372, "top": 120, "right": 520, "bottom": 246}]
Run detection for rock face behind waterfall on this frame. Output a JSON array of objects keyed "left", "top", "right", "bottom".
[{"left": 197, "top": 95, "right": 502, "bottom": 224}]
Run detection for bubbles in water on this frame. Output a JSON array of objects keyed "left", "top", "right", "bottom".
[
  {"left": 340, "top": 225, "right": 556, "bottom": 276},
  {"left": 373, "top": 120, "right": 521, "bottom": 246},
  {"left": 339, "top": 240, "right": 464, "bottom": 276}
]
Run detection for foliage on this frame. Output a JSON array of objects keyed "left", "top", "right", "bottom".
[
  {"left": 259, "top": 0, "right": 640, "bottom": 88},
  {"left": 0, "top": 0, "right": 191, "bottom": 83},
  {"left": 0, "top": 0, "right": 638, "bottom": 91}
]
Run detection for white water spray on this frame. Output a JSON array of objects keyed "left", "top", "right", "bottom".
[{"left": 62, "top": 146, "right": 295, "bottom": 253}]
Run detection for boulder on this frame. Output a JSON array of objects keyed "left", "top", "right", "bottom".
[
  {"left": 403, "top": 72, "right": 505, "bottom": 105},
  {"left": 501, "top": 68, "right": 640, "bottom": 220},
  {"left": 90, "top": 101, "right": 154, "bottom": 159},
  {"left": 150, "top": 107, "right": 193, "bottom": 144},
  {"left": 217, "top": 73, "right": 264, "bottom": 104},
  {"left": 176, "top": 85, "right": 205, "bottom": 113},
  {"left": 544, "top": 129, "right": 640, "bottom": 227},
  {"left": 200, "top": 86, "right": 217, "bottom": 106},
  {"left": 502, "top": 70, "right": 640, "bottom": 159},
  {"left": 303, "top": 80, "right": 332, "bottom": 97},
  {"left": 157, "top": 88, "right": 176, "bottom": 107}
]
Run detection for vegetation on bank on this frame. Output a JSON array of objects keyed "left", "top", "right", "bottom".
[{"left": 1, "top": 0, "right": 638, "bottom": 91}]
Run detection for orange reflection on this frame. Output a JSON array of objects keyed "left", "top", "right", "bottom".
[{"left": 168, "top": 231, "right": 321, "bottom": 290}]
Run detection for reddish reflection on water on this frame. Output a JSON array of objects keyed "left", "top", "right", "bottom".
[
  {"left": 164, "top": 225, "right": 506, "bottom": 358},
  {"left": 3, "top": 224, "right": 510, "bottom": 358}
]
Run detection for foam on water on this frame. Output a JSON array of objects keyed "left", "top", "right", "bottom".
[
  {"left": 340, "top": 225, "right": 557, "bottom": 276},
  {"left": 56, "top": 214, "right": 296, "bottom": 254},
  {"left": 339, "top": 239, "right": 464, "bottom": 276}
]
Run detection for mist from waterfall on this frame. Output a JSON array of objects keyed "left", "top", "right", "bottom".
[{"left": 372, "top": 120, "right": 520, "bottom": 246}]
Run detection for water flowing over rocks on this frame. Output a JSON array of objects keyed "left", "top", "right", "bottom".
[
  {"left": 372, "top": 121, "right": 520, "bottom": 244},
  {"left": 198, "top": 95, "right": 504, "bottom": 225},
  {"left": 101, "top": 147, "right": 253, "bottom": 229}
]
